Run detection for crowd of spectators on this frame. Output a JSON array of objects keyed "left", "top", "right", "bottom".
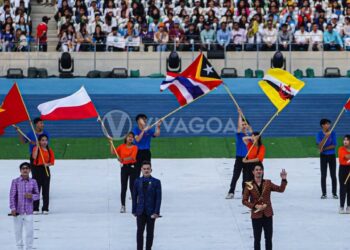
[
  {"left": 41, "top": 0, "right": 350, "bottom": 51},
  {"left": 0, "top": 0, "right": 32, "bottom": 51}
]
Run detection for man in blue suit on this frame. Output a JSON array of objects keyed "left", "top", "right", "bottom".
[{"left": 132, "top": 161, "right": 162, "bottom": 250}]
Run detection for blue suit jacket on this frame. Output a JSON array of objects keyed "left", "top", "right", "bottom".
[{"left": 132, "top": 176, "right": 162, "bottom": 216}]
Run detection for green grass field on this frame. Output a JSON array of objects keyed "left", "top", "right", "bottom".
[{"left": 0, "top": 136, "right": 330, "bottom": 159}]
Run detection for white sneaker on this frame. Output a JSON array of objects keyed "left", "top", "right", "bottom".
[
  {"left": 346, "top": 207, "right": 350, "bottom": 214},
  {"left": 42, "top": 211, "right": 49, "bottom": 215},
  {"left": 339, "top": 207, "right": 346, "bottom": 214},
  {"left": 225, "top": 193, "right": 234, "bottom": 199},
  {"left": 33, "top": 211, "right": 40, "bottom": 215},
  {"left": 120, "top": 206, "right": 126, "bottom": 213}
]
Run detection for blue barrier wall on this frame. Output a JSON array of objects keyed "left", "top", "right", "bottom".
[{"left": 1, "top": 78, "right": 350, "bottom": 137}]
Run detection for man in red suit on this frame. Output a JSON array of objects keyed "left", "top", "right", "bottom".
[{"left": 242, "top": 165, "right": 287, "bottom": 250}]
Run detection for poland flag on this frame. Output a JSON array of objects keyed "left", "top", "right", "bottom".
[{"left": 37, "top": 87, "right": 98, "bottom": 120}]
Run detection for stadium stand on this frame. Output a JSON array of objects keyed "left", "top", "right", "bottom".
[{"left": 48, "top": 0, "right": 350, "bottom": 52}]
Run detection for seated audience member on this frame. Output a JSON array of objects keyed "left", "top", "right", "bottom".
[
  {"left": 200, "top": 22, "right": 216, "bottom": 51},
  {"left": 294, "top": 25, "right": 309, "bottom": 51},
  {"left": 323, "top": 23, "right": 343, "bottom": 51}
]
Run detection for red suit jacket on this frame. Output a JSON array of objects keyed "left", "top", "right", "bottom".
[{"left": 242, "top": 179, "right": 287, "bottom": 219}]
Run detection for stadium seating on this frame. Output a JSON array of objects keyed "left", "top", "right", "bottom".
[{"left": 50, "top": 0, "right": 350, "bottom": 52}]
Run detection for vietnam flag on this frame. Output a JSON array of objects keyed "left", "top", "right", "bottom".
[
  {"left": 259, "top": 68, "right": 305, "bottom": 112},
  {"left": 0, "top": 83, "right": 30, "bottom": 135},
  {"left": 345, "top": 99, "right": 350, "bottom": 110},
  {"left": 37, "top": 86, "right": 98, "bottom": 120}
]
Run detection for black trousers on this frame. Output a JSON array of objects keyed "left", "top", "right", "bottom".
[
  {"left": 339, "top": 166, "right": 350, "bottom": 207},
  {"left": 135, "top": 149, "right": 151, "bottom": 178},
  {"left": 243, "top": 162, "right": 264, "bottom": 187},
  {"left": 32, "top": 166, "right": 51, "bottom": 211},
  {"left": 228, "top": 157, "right": 244, "bottom": 194},
  {"left": 120, "top": 164, "right": 136, "bottom": 206},
  {"left": 320, "top": 154, "right": 337, "bottom": 196},
  {"left": 252, "top": 216, "right": 273, "bottom": 250},
  {"left": 137, "top": 213, "right": 155, "bottom": 250}
]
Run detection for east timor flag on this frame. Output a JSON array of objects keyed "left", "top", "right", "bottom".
[
  {"left": 259, "top": 68, "right": 305, "bottom": 112},
  {"left": 0, "top": 83, "right": 29, "bottom": 135}
]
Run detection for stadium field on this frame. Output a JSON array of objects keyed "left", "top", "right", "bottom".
[{"left": 0, "top": 136, "right": 333, "bottom": 159}]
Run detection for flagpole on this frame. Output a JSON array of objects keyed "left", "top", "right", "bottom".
[
  {"left": 87, "top": 93, "right": 120, "bottom": 159},
  {"left": 222, "top": 82, "right": 248, "bottom": 122},
  {"left": 244, "top": 110, "right": 279, "bottom": 159},
  {"left": 12, "top": 125, "right": 32, "bottom": 142},
  {"left": 319, "top": 98, "right": 350, "bottom": 152},
  {"left": 15, "top": 83, "right": 49, "bottom": 177},
  {"left": 148, "top": 87, "right": 218, "bottom": 129},
  {"left": 96, "top": 114, "right": 120, "bottom": 159}
]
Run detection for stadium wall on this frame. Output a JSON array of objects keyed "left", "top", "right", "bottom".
[
  {"left": 1, "top": 78, "right": 349, "bottom": 138},
  {"left": 1, "top": 51, "right": 350, "bottom": 77}
]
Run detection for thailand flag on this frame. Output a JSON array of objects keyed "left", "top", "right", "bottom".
[
  {"left": 161, "top": 53, "right": 223, "bottom": 106},
  {"left": 37, "top": 87, "right": 98, "bottom": 120}
]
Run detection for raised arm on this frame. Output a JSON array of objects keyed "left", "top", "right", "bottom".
[{"left": 271, "top": 169, "right": 288, "bottom": 192}]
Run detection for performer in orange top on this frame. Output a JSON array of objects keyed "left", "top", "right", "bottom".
[
  {"left": 338, "top": 135, "right": 350, "bottom": 214},
  {"left": 110, "top": 131, "right": 138, "bottom": 213},
  {"left": 31, "top": 134, "right": 55, "bottom": 215},
  {"left": 242, "top": 132, "right": 266, "bottom": 186}
]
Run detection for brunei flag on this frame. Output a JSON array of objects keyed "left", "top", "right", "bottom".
[
  {"left": 0, "top": 83, "right": 30, "bottom": 135},
  {"left": 161, "top": 53, "right": 223, "bottom": 106},
  {"left": 259, "top": 68, "right": 305, "bottom": 112}
]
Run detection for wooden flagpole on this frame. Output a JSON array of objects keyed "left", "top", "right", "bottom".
[
  {"left": 319, "top": 98, "right": 350, "bottom": 152},
  {"left": 89, "top": 96, "right": 120, "bottom": 159},
  {"left": 244, "top": 110, "right": 279, "bottom": 159},
  {"left": 345, "top": 173, "right": 350, "bottom": 185},
  {"left": 15, "top": 83, "right": 49, "bottom": 177},
  {"left": 148, "top": 87, "right": 218, "bottom": 129},
  {"left": 12, "top": 125, "right": 32, "bottom": 142},
  {"left": 222, "top": 83, "right": 249, "bottom": 120}
]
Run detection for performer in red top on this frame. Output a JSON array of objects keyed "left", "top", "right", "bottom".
[
  {"left": 110, "top": 132, "right": 138, "bottom": 213},
  {"left": 338, "top": 135, "right": 350, "bottom": 214}
]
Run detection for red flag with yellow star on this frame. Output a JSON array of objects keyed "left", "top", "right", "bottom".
[{"left": 0, "top": 83, "right": 29, "bottom": 135}]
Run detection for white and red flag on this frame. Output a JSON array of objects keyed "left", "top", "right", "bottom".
[{"left": 37, "top": 86, "right": 98, "bottom": 120}]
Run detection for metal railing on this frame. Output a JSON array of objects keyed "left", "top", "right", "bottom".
[{"left": 0, "top": 40, "right": 349, "bottom": 77}]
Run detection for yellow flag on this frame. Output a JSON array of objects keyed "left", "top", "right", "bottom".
[{"left": 259, "top": 68, "right": 305, "bottom": 112}]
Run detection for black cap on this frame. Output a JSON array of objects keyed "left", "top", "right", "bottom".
[{"left": 204, "top": 21, "right": 210, "bottom": 26}]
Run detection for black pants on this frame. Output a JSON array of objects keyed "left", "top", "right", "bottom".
[
  {"left": 339, "top": 166, "right": 350, "bottom": 207},
  {"left": 136, "top": 149, "right": 151, "bottom": 178},
  {"left": 320, "top": 154, "right": 337, "bottom": 196},
  {"left": 324, "top": 44, "right": 341, "bottom": 51},
  {"left": 252, "top": 216, "right": 273, "bottom": 250},
  {"left": 137, "top": 213, "right": 155, "bottom": 250},
  {"left": 32, "top": 166, "right": 51, "bottom": 211},
  {"left": 228, "top": 157, "right": 244, "bottom": 194},
  {"left": 39, "top": 43, "right": 47, "bottom": 52},
  {"left": 243, "top": 162, "right": 264, "bottom": 187},
  {"left": 120, "top": 164, "right": 136, "bottom": 206}
]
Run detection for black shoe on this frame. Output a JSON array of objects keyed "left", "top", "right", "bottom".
[
  {"left": 333, "top": 194, "right": 339, "bottom": 199},
  {"left": 321, "top": 194, "right": 327, "bottom": 199}
]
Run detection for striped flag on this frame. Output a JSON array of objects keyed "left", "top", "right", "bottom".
[
  {"left": 37, "top": 87, "right": 98, "bottom": 120},
  {"left": 161, "top": 53, "right": 223, "bottom": 106},
  {"left": 259, "top": 68, "right": 305, "bottom": 112}
]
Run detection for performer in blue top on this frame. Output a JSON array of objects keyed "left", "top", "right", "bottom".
[
  {"left": 226, "top": 109, "right": 253, "bottom": 199},
  {"left": 15, "top": 117, "right": 50, "bottom": 160},
  {"left": 316, "top": 118, "right": 338, "bottom": 199},
  {"left": 133, "top": 114, "right": 161, "bottom": 177}
]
